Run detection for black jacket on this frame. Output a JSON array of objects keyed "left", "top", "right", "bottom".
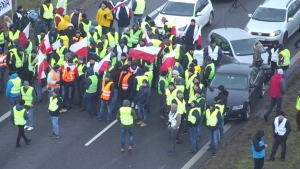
[
  {"left": 218, "top": 90, "right": 229, "bottom": 105},
  {"left": 79, "top": 18, "right": 91, "bottom": 37},
  {"left": 252, "top": 130, "right": 266, "bottom": 152},
  {"left": 116, "top": 7, "right": 130, "bottom": 27},
  {"left": 48, "top": 96, "right": 63, "bottom": 116}
]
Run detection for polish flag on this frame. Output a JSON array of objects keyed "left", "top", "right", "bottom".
[
  {"left": 160, "top": 50, "right": 176, "bottom": 72},
  {"left": 171, "top": 18, "right": 180, "bottom": 37},
  {"left": 111, "top": 0, "right": 128, "bottom": 11},
  {"left": 127, "top": 0, "right": 133, "bottom": 18},
  {"left": 128, "top": 46, "right": 161, "bottom": 63},
  {"left": 69, "top": 37, "right": 88, "bottom": 58},
  {"left": 37, "top": 50, "right": 49, "bottom": 83},
  {"left": 142, "top": 28, "right": 151, "bottom": 46},
  {"left": 18, "top": 23, "right": 30, "bottom": 49},
  {"left": 96, "top": 53, "right": 111, "bottom": 73},
  {"left": 194, "top": 25, "right": 202, "bottom": 45},
  {"left": 46, "top": 39, "right": 62, "bottom": 54},
  {"left": 39, "top": 32, "right": 51, "bottom": 54}
]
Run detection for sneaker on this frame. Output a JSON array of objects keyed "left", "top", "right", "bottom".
[
  {"left": 140, "top": 123, "right": 147, "bottom": 127},
  {"left": 160, "top": 115, "right": 165, "bottom": 119},
  {"left": 50, "top": 133, "right": 54, "bottom": 137},
  {"left": 27, "top": 127, "right": 34, "bottom": 131},
  {"left": 128, "top": 146, "right": 132, "bottom": 152},
  {"left": 264, "top": 115, "right": 268, "bottom": 122},
  {"left": 207, "top": 147, "right": 213, "bottom": 151},
  {"left": 26, "top": 139, "right": 31, "bottom": 145},
  {"left": 24, "top": 125, "right": 29, "bottom": 129},
  {"left": 16, "top": 144, "right": 21, "bottom": 148},
  {"left": 51, "top": 135, "right": 59, "bottom": 139},
  {"left": 121, "top": 148, "right": 125, "bottom": 152},
  {"left": 59, "top": 109, "right": 67, "bottom": 113},
  {"left": 136, "top": 121, "right": 142, "bottom": 125}
]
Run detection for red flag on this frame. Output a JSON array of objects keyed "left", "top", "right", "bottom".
[
  {"left": 95, "top": 53, "right": 111, "bottom": 73},
  {"left": 127, "top": 0, "right": 133, "bottom": 18},
  {"left": 37, "top": 50, "right": 49, "bottom": 83},
  {"left": 46, "top": 39, "right": 62, "bottom": 54},
  {"left": 128, "top": 46, "right": 161, "bottom": 63},
  {"left": 171, "top": 18, "right": 180, "bottom": 37},
  {"left": 18, "top": 24, "right": 30, "bottom": 48},
  {"left": 194, "top": 25, "right": 202, "bottom": 45},
  {"left": 142, "top": 28, "right": 151, "bottom": 46},
  {"left": 69, "top": 37, "right": 88, "bottom": 58},
  {"left": 39, "top": 32, "right": 51, "bottom": 54},
  {"left": 111, "top": 0, "right": 128, "bottom": 11},
  {"left": 160, "top": 50, "right": 176, "bottom": 72}
]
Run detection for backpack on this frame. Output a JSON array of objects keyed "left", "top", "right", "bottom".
[{"left": 28, "top": 10, "right": 38, "bottom": 21}]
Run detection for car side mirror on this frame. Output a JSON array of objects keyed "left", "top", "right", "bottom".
[
  {"left": 196, "top": 12, "right": 204, "bottom": 16},
  {"left": 288, "top": 17, "right": 293, "bottom": 22},
  {"left": 248, "top": 14, "right": 252, "bottom": 17},
  {"left": 157, "top": 8, "right": 161, "bottom": 12}
]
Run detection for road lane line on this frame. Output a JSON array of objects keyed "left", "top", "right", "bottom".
[
  {"left": 84, "top": 119, "right": 118, "bottom": 146},
  {"left": 181, "top": 121, "right": 235, "bottom": 169}
]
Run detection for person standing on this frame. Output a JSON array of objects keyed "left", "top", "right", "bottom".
[
  {"left": 296, "top": 90, "right": 300, "bottom": 132},
  {"left": 13, "top": 6, "right": 23, "bottom": 25},
  {"left": 48, "top": 89, "right": 63, "bottom": 139},
  {"left": 47, "top": 64, "right": 61, "bottom": 101},
  {"left": 0, "top": 25, "right": 5, "bottom": 50},
  {"left": 158, "top": 71, "right": 169, "bottom": 119},
  {"left": 268, "top": 41, "right": 282, "bottom": 77},
  {"left": 172, "top": 90, "right": 187, "bottom": 140},
  {"left": 187, "top": 100, "right": 201, "bottom": 153},
  {"left": 203, "top": 40, "right": 222, "bottom": 67},
  {"left": 116, "top": 99, "right": 137, "bottom": 152},
  {"left": 277, "top": 48, "right": 290, "bottom": 81},
  {"left": 264, "top": 69, "right": 286, "bottom": 122},
  {"left": 203, "top": 56, "right": 215, "bottom": 85},
  {"left": 0, "top": 47, "right": 7, "bottom": 93},
  {"left": 133, "top": 0, "right": 146, "bottom": 26},
  {"left": 181, "top": 19, "right": 199, "bottom": 52},
  {"left": 252, "top": 42, "right": 264, "bottom": 69},
  {"left": 206, "top": 104, "right": 221, "bottom": 154},
  {"left": 84, "top": 68, "right": 99, "bottom": 118},
  {"left": 115, "top": 2, "right": 131, "bottom": 36},
  {"left": 167, "top": 103, "right": 181, "bottom": 156},
  {"left": 118, "top": 66, "right": 133, "bottom": 104},
  {"left": 96, "top": 2, "right": 113, "bottom": 35},
  {"left": 6, "top": 71, "right": 21, "bottom": 119},
  {"left": 75, "top": 56, "right": 86, "bottom": 107},
  {"left": 79, "top": 13, "right": 92, "bottom": 38},
  {"left": 251, "top": 130, "right": 267, "bottom": 169},
  {"left": 12, "top": 99, "right": 31, "bottom": 148},
  {"left": 9, "top": 47, "right": 25, "bottom": 81},
  {"left": 70, "top": 7, "right": 82, "bottom": 30},
  {"left": 269, "top": 111, "right": 291, "bottom": 162},
  {"left": 56, "top": 0, "right": 68, "bottom": 15},
  {"left": 136, "top": 79, "right": 151, "bottom": 127},
  {"left": 106, "top": 28, "right": 119, "bottom": 49},
  {"left": 40, "top": 0, "right": 54, "bottom": 32},
  {"left": 21, "top": 81, "right": 35, "bottom": 131},
  {"left": 195, "top": 90, "right": 206, "bottom": 141},
  {"left": 214, "top": 96, "right": 225, "bottom": 140}
]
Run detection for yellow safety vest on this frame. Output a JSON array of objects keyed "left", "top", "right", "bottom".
[
  {"left": 121, "top": 34, "right": 132, "bottom": 48},
  {"left": 130, "top": 29, "right": 142, "bottom": 45},
  {"left": 165, "top": 88, "right": 178, "bottom": 105},
  {"left": 25, "top": 41, "right": 33, "bottom": 56},
  {"left": 27, "top": 54, "right": 37, "bottom": 72},
  {"left": 140, "top": 21, "right": 149, "bottom": 32},
  {"left": 87, "top": 32, "right": 99, "bottom": 42},
  {"left": 96, "top": 48, "right": 107, "bottom": 59},
  {"left": 188, "top": 87, "right": 197, "bottom": 104},
  {"left": 144, "top": 71, "right": 153, "bottom": 86},
  {"left": 95, "top": 25, "right": 103, "bottom": 37},
  {"left": 51, "top": 58, "right": 64, "bottom": 67},
  {"left": 0, "top": 32, "right": 5, "bottom": 45},
  {"left": 205, "top": 63, "right": 215, "bottom": 80},
  {"left": 10, "top": 77, "right": 21, "bottom": 94},
  {"left": 21, "top": 86, "right": 34, "bottom": 106},
  {"left": 56, "top": 46, "right": 66, "bottom": 58},
  {"left": 206, "top": 109, "right": 219, "bottom": 126},
  {"left": 60, "top": 35, "right": 69, "bottom": 48},
  {"left": 42, "top": 4, "right": 54, "bottom": 19},
  {"left": 151, "top": 39, "right": 161, "bottom": 47},
  {"left": 186, "top": 52, "right": 193, "bottom": 67},
  {"left": 215, "top": 103, "right": 225, "bottom": 115},
  {"left": 158, "top": 77, "right": 169, "bottom": 95},
  {"left": 135, "top": 75, "right": 147, "bottom": 91},
  {"left": 163, "top": 22, "right": 172, "bottom": 35},
  {"left": 8, "top": 30, "right": 21, "bottom": 43},
  {"left": 174, "top": 97, "right": 186, "bottom": 114},
  {"left": 169, "top": 45, "right": 181, "bottom": 60},
  {"left": 278, "top": 49, "right": 290, "bottom": 67},
  {"left": 185, "top": 74, "right": 196, "bottom": 89},
  {"left": 13, "top": 106, "right": 26, "bottom": 125},
  {"left": 48, "top": 97, "right": 59, "bottom": 111},
  {"left": 188, "top": 107, "right": 200, "bottom": 124},
  {"left": 134, "top": 0, "right": 146, "bottom": 15},
  {"left": 120, "top": 107, "right": 134, "bottom": 125},
  {"left": 12, "top": 51, "right": 24, "bottom": 68},
  {"left": 81, "top": 20, "right": 92, "bottom": 33},
  {"left": 86, "top": 75, "right": 98, "bottom": 93},
  {"left": 56, "top": 0, "right": 67, "bottom": 9},
  {"left": 296, "top": 96, "right": 300, "bottom": 111},
  {"left": 107, "top": 32, "right": 119, "bottom": 48},
  {"left": 76, "top": 63, "right": 85, "bottom": 76}
]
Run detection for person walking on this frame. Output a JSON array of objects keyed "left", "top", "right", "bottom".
[
  {"left": 84, "top": 68, "right": 99, "bottom": 118},
  {"left": 136, "top": 79, "right": 151, "bottom": 127},
  {"left": 251, "top": 130, "right": 267, "bottom": 169},
  {"left": 167, "top": 103, "right": 181, "bottom": 156},
  {"left": 295, "top": 90, "right": 300, "bottom": 132},
  {"left": 206, "top": 104, "right": 221, "bottom": 154},
  {"left": 21, "top": 81, "right": 35, "bottom": 131},
  {"left": 6, "top": 71, "right": 21, "bottom": 119},
  {"left": 116, "top": 99, "right": 137, "bottom": 152},
  {"left": 12, "top": 99, "right": 31, "bottom": 148},
  {"left": 264, "top": 69, "right": 286, "bottom": 122},
  {"left": 48, "top": 89, "right": 63, "bottom": 139},
  {"left": 187, "top": 100, "right": 201, "bottom": 154},
  {"left": 133, "top": 0, "right": 146, "bottom": 26},
  {"left": 269, "top": 111, "right": 291, "bottom": 162}
]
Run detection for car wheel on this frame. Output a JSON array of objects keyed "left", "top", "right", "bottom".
[
  {"left": 259, "top": 83, "right": 265, "bottom": 98},
  {"left": 283, "top": 32, "right": 288, "bottom": 46},
  {"left": 241, "top": 104, "right": 250, "bottom": 121},
  {"left": 207, "top": 12, "right": 214, "bottom": 26}
]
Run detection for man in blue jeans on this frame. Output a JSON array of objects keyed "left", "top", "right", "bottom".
[
  {"left": 116, "top": 100, "right": 137, "bottom": 152},
  {"left": 187, "top": 101, "right": 201, "bottom": 154},
  {"left": 132, "top": 0, "right": 146, "bottom": 26},
  {"left": 264, "top": 69, "right": 286, "bottom": 122},
  {"left": 206, "top": 104, "right": 221, "bottom": 154},
  {"left": 48, "top": 89, "right": 63, "bottom": 139},
  {"left": 195, "top": 90, "right": 206, "bottom": 141},
  {"left": 6, "top": 71, "right": 21, "bottom": 120},
  {"left": 84, "top": 68, "right": 99, "bottom": 118},
  {"left": 136, "top": 79, "right": 151, "bottom": 127}
]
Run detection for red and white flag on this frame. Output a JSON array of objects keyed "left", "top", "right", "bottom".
[
  {"left": 160, "top": 50, "right": 176, "bottom": 72},
  {"left": 142, "top": 28, "right": 151, "bottom": 46},
  {"left": 128, "top": 46, "right": 161, "bottom": 63},
  {"left": 39, "top": 32, "right": 51, "bottom": 54},
  {"left": 69, "top": 37, "right": 88, "bottom": 58},
  {"left": 171, "top": 18, "right": 180, "bottom": 37},
  {"left": 95, "top": 53, "right": 111, "bottom": 73},
  {"left": 18, "top": 23, "right": 30, "bottom": 49},
  {"left": 111, "top": 0, "right": 129, "bottom": 11},
  {"left": 46, "top": 39, "right": 62, "bottom": 54},
  {"left": 194, "top": 25, "right": 202, "bottom": 45},
  {"left": 37, "top": 50, "right": 49, "bottom": 82},
  {"left": 127, "top": 0, "right": 133, "bottom": 18}
]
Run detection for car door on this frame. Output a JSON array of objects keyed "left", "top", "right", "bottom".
[
  {"left": 286, "top": 2, "right": 298, "bottom": 36},
  {"left": 248, "top": 68, "right": 259, "bottom": 102},
  {"left": 293, "top": 1, "right": 300, "bottom": 32},
  {"left": 194, "top": 0, "right": 210, "bottom": 26}
]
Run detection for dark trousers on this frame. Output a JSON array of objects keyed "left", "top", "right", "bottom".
[
  {"left": 296, "top": 112, "right": 300, "bottom": 131},
  {"left": 102, "top": 26, "right": 110, "bottom": 35},
  {"left": 184, "top": 43, "right": 194, "bottom": 52},
  {"left": 294, "top": 35, "right": 300, "bottom": 47},
  {"left": 16, "top": 125, "right": 28, "bottom": 145},
  {"left": 24, "top": 72, "right": 33, "bottom": 86},
  {"left": 176, "top": 113, "right": 187, "bottom": 140},
  {"left": 254, "top": 157, "right": 264, "bottom": 169},
  {"left": 270, "top": 61, "right": 278, "bottom": 77},
  {"left": 76, "top": 79, "right": 84, "bottom": 105},
  {"left": 264, "top": 98, "right": 282, "bottom": 117},
  {"left": 270, "top": 137, "right": 287, "bottom": 160}
]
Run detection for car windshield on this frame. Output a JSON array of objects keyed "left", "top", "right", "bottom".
[
  {"left": 252, "top": 7, "right": 286, "bottom": 22},
  {"left": 210, "top": 74, "right": 248, "bottom": 90},
  {"left": 160, "top": 2, "right": 194, "bottom": 16},
  {"left": 230, "top": 38, "right": 266, "bottom": 56}
]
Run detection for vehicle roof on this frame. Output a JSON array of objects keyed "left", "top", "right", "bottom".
[
  {"left": 260, "top": 0, "right": 292, "bottom": 9},
  {"left": 216, "top": 63, "right": 252, "bottom": 75},
  {"left": 168, "top": 0, "right": 197, "bottom": 3},
  {"left": 210, "top": 28, "right": 256, "bottom": 41}
]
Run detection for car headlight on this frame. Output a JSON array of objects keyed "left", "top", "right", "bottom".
[
  {"left": 244, "top": 27, "right": 251, "bottom": 34},
  {"left": 269, "top": 30, "right": 281, "bottom": 37},
  {"left": 178, "top": 26, "right": 186, "bottom": 31},
  {"left": 232, "top": 105, "right": 243, "bottom": 110}
]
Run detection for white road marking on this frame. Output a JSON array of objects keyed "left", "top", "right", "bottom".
[{"left": 84, "top": 119, "right": 118, "bottom": 146}]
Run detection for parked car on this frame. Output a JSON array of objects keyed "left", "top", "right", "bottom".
[
  {"left": 154, "top": 0, "right": 214, "bottom": 35},
  {"left": 245, "top": 0, "right": 300, "bottom": 46},
  {"left": 206, "top": 63, "right": 265, "bottom": 121}
]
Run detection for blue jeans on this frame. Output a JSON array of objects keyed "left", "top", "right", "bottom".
[
  {"left": 45, "top": 20, "right": 53, "bottom": 32},
  {"left": 76, "top": 79, "right": 84, "bottom": 105},
  {"left": 26, "top": 108, "right": 34, "bottom": 127},
  {"left": 137, "top": 104, "right": 148, "bottom": 124},
  {"left": 209, "top": 129, "right": 219, "bottom": 150},
  {"left": 134, "top": 15, "right": 143, "bottom": 26},
  {"left": 189, "top": 126, "right": 198, "bottom": 151},
  {"left": 159, "top": 95, "right": 165, "bottom": 116},
  {"left": 197, "top": 116, "right": 204, "bottom": 137},
  {"left": 34, "top": 80, "right": 42, "bottom": 101},
  {"left": 62, "top": 85, "right": 74, "bottom": 107},
  {"left": 9, "top": 96, "right": 19, "bottom": 119},
  {"left": 270, "top": 137, "right": 287, "bottom": 160},
  {"left": 110, "top": 89, "right": 118, "bottom": 110},
  {"left": 264, "top": 97, "right": 282, "bottom": 117},
  {"left": 87, "top": 94, "right": 97, "bottom": 116},
  {"left": 121, "top": 128, "right": 134, "bottom": 148},
  {"left": 218, "top": 115, "right": 224, "bottom": 140},
  {"left": 97, "top": 99, "right": 112, "bottom": 121},
  {"left": 50, "top": 116, "right": 59, "bottom": 135},
  {"left": 282, "top": 70, "right": 287, "bottom": 82},
  {"left": 82, "top": 93, "right": 87, "bottom": 109}
]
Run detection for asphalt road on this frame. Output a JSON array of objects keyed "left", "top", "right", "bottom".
[{"left": 1, "top": 0, "right": 300, "bottom": 169}]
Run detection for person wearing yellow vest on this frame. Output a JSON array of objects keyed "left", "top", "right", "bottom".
[
  {"left": 161, "top": 17, "right": 173, "bottom": 35},
  {"left": 187, "top": 100, "right": 201, "bottom": 153},
  {"left": 116, "top": 99, "right": 137, "bottom": 152},
  {"left": 185, "top": 68, "right": 197, "bottom": 90},
  {"left": 171, "top": 90, "right": 188, "bottom": 141},
  {"left": 21, "top": 81, "right": 35, "bottom": 130},
  {"left": 0, "top": 47, "right": 6, "bottom": 93},
  {"left": 165, "top": 82, "right": 178, "bottom": 115},
  {"left": 6, "top": 24, "right": 21, "bottom": 47},
  {"left": 203, "top": 56, "right": 215, "bottom": 84},
  {"left": 214, "top": 96, "right": 225, "bottom": 141},
  {"left": 133, "top": 0, "right": 146, "bottom": 26},
  {"left": 170, "top": 42, "right": 184, "bottom": 63},
  {"left": 107, "top": 28, "right": 119, "bottom": 48},
  {"left": 191, "top": 59, "right": 201, "bottom": 74},
  {"left": 92, "top": 21, "right": 103, "bottom": 39},
  {"left": 56, "top": 0, "right": 68, "bottom": 15},
  {"left": 206, "top": 104, "right": 221, "bottom": 154},
  {"left": 84, "top": 68, "right": 99, "bottom": 118},
  {"left": 132, "top": 68, "right": 147, "bottom": 108},
  {"left": 136, "top": 79, "right": 151, "bottom": 127},
  {"left": 51, "top": 52, "right": 64, "bottom": 68},
  {"left": 167, "top": 103, "right": 181, "bottom": 156},
  {"left": 182, "top": 47, "right": 195, "bottom": 70},
  {"left": 55, "top": 39, "right": 68, "bottom": 59},
  {"left": 96, "top": 42, "right": 107, "bottom": 59},
  {"left": 76, "top": 56, "right": 87, "bottom": 108},
  {"left": 12, "top": 99, "right": 31, "bottom": 148},
  {"left": 6, "top": 71, "right": 22, "bottom": 120},
  {"left": 97, "top": 73, "right": 114, "bottom": 121},
  {"left": 195, "top": 90, "right": 206, "bottom": 140},
  {"left": 277, "top": 48, "right": 290, "bottom": 81},
  {"left": 130, "top": 24, "right": 142, "bottom": 47},
  {"left": 140, "top": 15, "right": 151, "bottom": 33},
  {"left": 0, "top": 25, "right": 5, "bottom": 50},
  {"left": 49, "top": 88, "right": 63, "bottom": 139},
  {"left": 187, "top": 82, "right": 201, "bottom": 104},
  {"left": 47, "top": 64, "right": 61, "bottom": 100},
  {"left": 121, "top": 27, "right": 133, "bottom": 48},
  {"left": 35, "top": 29, "right": 46, "bottom": 48},
  {"left": 10, "top": 47, "right": 25, "bottom": 80},
  {"left": 54, "top": 7, "right": 64, "bottom": 32},
  {"left": 79, "top": 13, "right": 92, "bottom": 37},
  {"left": 71, "top": 30, "right": 84, "bottom": 45},
  {"left": 296, "top": 90, "right": 300, "bottom": 131},
  {"left": 96, "top": 2, "right": 113, "bottom": 35},
  {"left": 23, "top": 49, "right": 37, "bottom": 85},
  {"left": 40, "top": 0, "right": 54, "bottom": 31},
  {"left": 70, "top": 7, "right": 82, "bottom": 29},
  {"left": 174, "top": 76, "right": 186, "bottom": 96}
]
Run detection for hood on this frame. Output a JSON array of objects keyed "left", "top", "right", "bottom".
[
  {"left": 63, "top": 15, "right": 70, "bottom": 21},
  {"left": 234, "top": 52, "right": 268, "bottom": 64},
  {"left": 219, "top": 90, "right": 229, "bottom": 97},
  {"left": 81, "top": 18, "right": 90, "bottom": 24},
  {"left": 136, "top": 68, "right": 144, "bottom": 76},
  {"left": 57, "top": 7, "right": 64, "bottom": 15},
  {"left": 154, "top": 14, "right": 191, "bottom": 30},
  {"left": 206, "top": 87, "right": 248, "bottom": 107},
  {"left": 86, "top": 68, "right": 94, "bottom": 76},
  {"left": 246, "top": 19, "right": 284, "bottom": 34},
  {"left": 10, "top": 73, "right": 18, "bottom": 79},
  {"left": 254, "top": 130, "right": 264, "bottom": 139},
  {"left": 16, "top": 104, "right": 24, "bottom": 111},
  {"left": 273, "top": 73, "right": 282, "bottom": 80},
  {"left": 122, "top": 100, "right": 130, "bottom": 107}
]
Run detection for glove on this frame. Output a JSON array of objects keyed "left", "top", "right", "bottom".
[
  {"left": 104, "top": 14, "right": 107, "bottom": 19},
  {"left": 144, "top": 105, "right": 148, "bottom": 109}
]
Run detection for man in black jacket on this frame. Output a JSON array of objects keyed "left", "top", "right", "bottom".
[
  {"left": 187, "top": 100, "right": 201, "bottom": 153},
  {"left": 136, "top": 79, "right": 151, "bottom": 127},
  {"left": 13, "top": 6, "right": 23, "bottom": 25},
  {"left": 217, "top": 85, "right": 229, "bottom": 107},
  {"left": 48, "top": 89, "right": 63, "bottom": 139},
  {"left": 206, "top": 104, "right": 222, "bottom": 154}
]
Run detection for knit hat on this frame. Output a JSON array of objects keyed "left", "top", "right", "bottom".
[
  {"left": 189, "top": 46, "right": 195, "bottom": 51},
  {"left": 196, "top": 45, "right": 202, "bottom": 50},
  {"left": 121, "top": 52, "right": 127, "bottom": 57},
  {"left": 23, "top": 81, "right": 29, "bottom": 86},
  {"left": 31, "top": 49, "right": 37, "bottom": 54},
  {"left": 142, "top": 79, "right": 149, "bottom": 85},
  {"left": 211, "top": 39, "right": 216, "bottom": 44},
  {"left": 277, "top": 68, "right": 283, "bottom": 75},
  {"left": 188, "top": 68, "right": 195, "bottom": 73},
  {"left": 161, "top": 17, "right": 167, "bottom": 22},
  {"left": 76, "top": 30, "right": 81, "bottom": 34},
  {"left": 45, "top": 0, "right": 51, "bottom": 3},
  {"left": 17, "top": 47, "right": 24, "bottom": 52},
  {"left": 53, "top": 64, "right": 60, "bottom": 70},
  {"left": 53, "top": 88, "right": 60, "bottom": 95},
  {"left": 89, "top": 25, "right": 95, "bottom": 31},
  {"left": 97, "top": 42, "right": 103, "bottom": 48},
  {"left": 68, "top": 23, "right": 74, "bottom": 28},
  {"left": 218, "top": 85, "right": 225, "bottom": 91},
  {"left": 191, "top": 19, "right": 196, "bottom": 23},
  {"left": 68, "top": 58, "right": 73, "bottom": 63},
  {"left": 17, "top": 5, "right": 23, "bottom": 10},
  {"left": 41, "top": 28, "right": 46, "bottom": 33},
  {"left": 105, "top": 73, "right": 111, "bottom": 79},
  {"left": 278, "top": 111, "right": 285, "bottom": 116},
  {"left": 191, "top": 100, "right": 197, "bottom": 105},
  {"left": 196, "top": 89, "right": 202, "bottom": 95},
  {"left": 150, "top": 20, "right": 156, "bottom": 26},
  {"left": 75, "top": 7, "right": 81, "bottom": 11},
  {"left": 177, "top": 90, "right": 183, "bottom": 94},
  {"left": 169, "top": 82, "right": 175, "bottom": 86}
]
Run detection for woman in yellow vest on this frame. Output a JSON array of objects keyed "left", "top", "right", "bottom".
[{"left": 21, "top": 81, "right": 35, "bottom": 130}]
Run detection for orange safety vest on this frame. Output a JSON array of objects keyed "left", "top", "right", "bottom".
[
  {"left": 62, "top": 67, "right": 75, "bottom": 82},
  {"left": 101, "top": 81, "right": 113, "bottom": 101},
  {"left": 118, "top": 72, "right": 132, "bottom": 91},
  {"left": 47, "top": 69, "right": 60, "bottom": 89},
  {"left": 0, "top": 54, "right": 7, "bottom": 67},
  {"left": 72, "top": 36, "right": 83, "bottom": 44}
]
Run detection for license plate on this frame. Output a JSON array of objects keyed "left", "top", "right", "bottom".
[{"left": 257, "top": 37, "right": 265, "bottom": 41}]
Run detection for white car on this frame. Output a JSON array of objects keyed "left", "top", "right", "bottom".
[{"left": 154, "top": 0, "right": 214, "bottom": 36}]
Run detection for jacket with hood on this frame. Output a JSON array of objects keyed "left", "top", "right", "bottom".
[
  {"left": 11, "top": 104, "right": 28, "bottom": 125},
  {"left": 96, "top": 7, "right": 113, "bottom": 28},
  {"left": 84, "top": 68, "right": 99, "bottom": 96},
  {"left": 218, "top": 90, "right": 229, "bottom": 105},
  {"left": 6, "top": 73, "right": 21, "bottom": 98},
  {"left": 270, "top": 73, "right": 286, "bottom": 98},
  {"left": 116, "top": 100, "right": 137, "bottom": 129},
  {"left": 9, "top": 48, "right": 24, "bottom": 71},
  {"left": 136, "top": 80, "right": 151, "bottom": 105},
  {"left": 19, "top": 11, "right": 31, "bottom": 31},
  {"left": 57, "top": 15, "right": 70, "bottom": 31},
  {"left": 13, "top": 10, "right": 23, "bottom": 25},
  {"left": 61, "top": 27, "right": 76, "bottom": 46},
  {"left": 33, "top": 18, "right": 46, "bottom": 36},
  {"left": 55, "top": 8, "right": 64, "bottom": 29},
  {"left": 79, "top": 18, "right": 91, "bottom": 37},
  {"left": 251, "top": 130, "right": 266, "bottom": 158}
]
